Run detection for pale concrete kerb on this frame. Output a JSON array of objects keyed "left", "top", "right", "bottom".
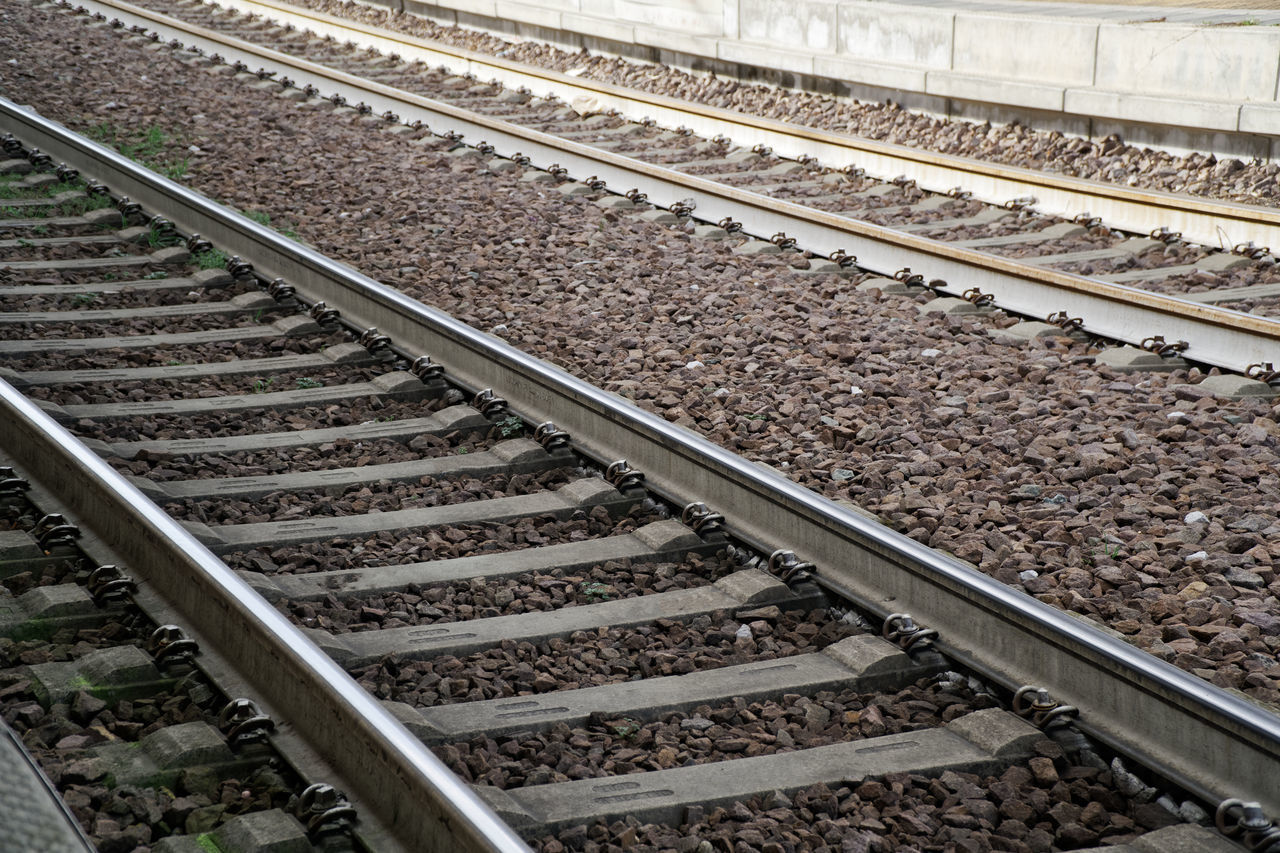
[
  {"left": 1093, "top": 22, "right": 1280, "bottom": 102},
  {"left": 495, "top": 0, "right": 563, "bottom": 29},
  {"left": 562, "top": 11, "right": 635, "bottom": 43},
  {"left": 634, "top": 24, "right": 721, "bottom": 57},
  {"left": 718, "top": 39, "right": 816, "bottom": 76},
  {"left": 440, "top": 0, "right": 500, "bottom": 17},
  {"left": 836, "top": 2, "right": 954, "bottom": 67},
  {"left": 927, "top": 71, "right": 1067, "bottom": 113},
  {"left": 1240, "top": 101, "right": 1280, "bottom": 136},
  {"left": 813, "top": 53, "right": 928, "bottom": 91},
  {"left": 617, "top": 0, "right": 724, "bottom": 33},
  {"left": 738, "top": 0, "right": 840, "bottom": 53},
  {"left": 951, "top": 12, "right": 1098, "bottom": 86},
  {"left": 1065, "top": 88, "right": 1243, "bottom": 133}
]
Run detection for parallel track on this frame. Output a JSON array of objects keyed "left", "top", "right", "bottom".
[
  {"left": 59, "top": 0, "right": 1280, "bottom": 374},
  {"left": 193, "top": 0, "right": 1280, "bottom": 253},
  {"left": 1, "top": 68, "right": 1278, "bottom": 853}
]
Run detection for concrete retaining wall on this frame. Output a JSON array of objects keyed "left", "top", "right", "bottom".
[{"left": 385, "top": 0, "right": 1280, "bottom": 158}]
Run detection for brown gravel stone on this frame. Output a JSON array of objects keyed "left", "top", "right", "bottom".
[
  {"left": 287, "top": 551, "right": 737, "bottom": 633},
  {"left": 1029, "top": 756, "right": 1060, "bottom": 785},
  {"left": 357, "top": 608, "right": 857, "bottom": 706},
  {"left": 535, "top": 763, "right": 1194, "bottom": 853},
  {"left": 436, "top": 676, "right": 991, "bottom": 788}
]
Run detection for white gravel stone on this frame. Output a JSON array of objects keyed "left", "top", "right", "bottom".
[{"left": 1177, "top": 800, "right": 1210, "bottom": 824}]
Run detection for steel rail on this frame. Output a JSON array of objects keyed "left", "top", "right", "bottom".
[
  {"left": 4, "top": 96, "right": 1276, "bottom": 815},
  {"left": 61, "top": 0, "right": 1280, "bottom": 373},
  {"left": 0, "top": 384, "right": 531, "bottom": 853},
  {"left": 188, "top": 0, "right": 1280, "bottom": 251},
  {"left": 0, "top": 102, "right": 531, "bottom": 853}
]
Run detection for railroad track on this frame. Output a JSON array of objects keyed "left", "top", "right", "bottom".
[
  {"left": 128, "top": 0, "right": 1280, "bottom": 249},
  {"left": 0, "top": 440, "right": 424, "bottom": 853},
  {"left": 41, "top": 0, "right": 1280, "bottom": 378},
  {"left": 1, "top": 42, "right": 1279, "bottom": 853}
]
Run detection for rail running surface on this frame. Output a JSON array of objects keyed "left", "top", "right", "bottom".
[
  {"left": 2, "top": 79, "right": 1279, "bottom": 837},
  {"left": 66, "top": 0, "right": 1280, "bottom": 375}
]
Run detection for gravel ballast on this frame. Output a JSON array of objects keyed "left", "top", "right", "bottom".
[
  {"left": 0, "top": 622, "right": 300, "bottom": 851},
  {"left": 539, "top": 762, "right": 1189, "bottom": 853},
  {"left": 285, "top": 0, "right": 1280, "bottom": 209},
  {"left": 437, "top": 676, "right": 998, "bottom": 789},
  {"left": 0, "top": 0, "right": 1277, "bottom": 713},
  {"left": 354, "top": 608, "right": 860, "bottom": 706},
  {"left": 224, "top": 503, "right": 663, "bottom": 574},
  {"left": 285, "top": 551, "right": 738, "bottom": 633}
]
